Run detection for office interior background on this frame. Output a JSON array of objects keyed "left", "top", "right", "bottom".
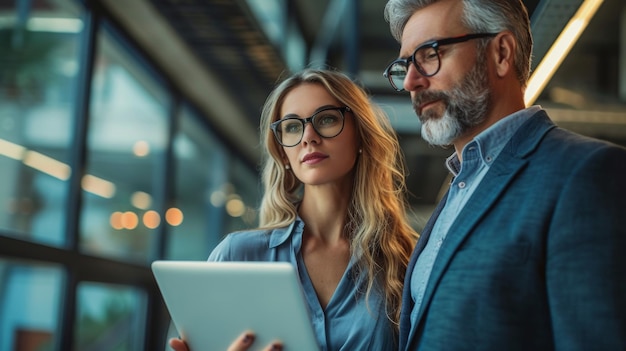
[{"left": 1, "top": 0, "right": 625, "bottom": 350}]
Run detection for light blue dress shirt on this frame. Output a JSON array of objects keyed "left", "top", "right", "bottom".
[
  {"left": 208, "top": 217, "right": 396, "bottom": 351},
  {"left": 408, "top": 106, "right": 540, "bottom": 339}
]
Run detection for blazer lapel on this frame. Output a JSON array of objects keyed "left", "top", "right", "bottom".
[{"left": 408, "top": 111, "right": 557, "bottom": 344}]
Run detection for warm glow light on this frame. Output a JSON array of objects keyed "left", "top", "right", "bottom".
[
  {"left": 133, "top": 140, "right": 150, "bottom": 157},
  {"left": 121, "top": 211, "right": 139, "bottom": 230},
  {"left": 82, "top": 174, "right": 116, "bottom": 198},
  {"left": 210, "top": 190, "right": 226, "bottom": 207},
  {"left": 549, "top": 87, "right": 586, "bottom": 108},
  {"left": 22, "top": 150, "right": 72, "bottom": 180},
  {"left": 165, "top": 208, "right": 184, "bottom": 226},
  {"left": 143, "top": 210, "right": 161, "bottom": 229},
  {"left": 131, "top": 191, "right": 152, "bottom": 210},
  {"left": 0, "top": 138, "right": 26, "bottom": 160},
  {"left": 110, "top": 211, "right": 124, "bottom": 230},
  {"left": 225, "top": 195, "right": 245, "bottom": 217},
  {"left": 524, "top": 0, "right": 604, "bottom": 105}
]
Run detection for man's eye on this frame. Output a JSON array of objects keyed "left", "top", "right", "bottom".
[{"left": 417, "top": 47, "right": 437, "bottom": 61}]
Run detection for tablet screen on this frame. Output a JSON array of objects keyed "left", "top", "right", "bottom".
[{"left": 152, "top": 260, "right": 320, "bottom": 351}]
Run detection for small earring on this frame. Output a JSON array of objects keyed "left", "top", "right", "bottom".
[
  {"left": 285, "top": 164, "right": 291, "bottom": 170},
  {"left": 358, "top": 148, "right": 362, "bottom": 154}
]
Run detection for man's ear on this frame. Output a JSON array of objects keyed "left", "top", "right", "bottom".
[{"left": 491, "top": 31, "right": 516, "bottom": 78}]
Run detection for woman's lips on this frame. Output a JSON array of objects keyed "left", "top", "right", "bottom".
[{"left": 301, "top": 152, "right": 328, "bottom": 164}]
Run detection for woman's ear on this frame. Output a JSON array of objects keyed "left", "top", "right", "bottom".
[{"left": 491, "top": 31, "right": 516, "bottom": 78}]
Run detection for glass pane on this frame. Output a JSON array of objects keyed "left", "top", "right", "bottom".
[
  {"left": 0, "top": 258, "right": 65, "bottom": 351},
  {"left": 75, "top": 282, "right": 146, "bottom": 351},
  {"left": 79, "top": 28, "right": 170, "bottom": 263},
  {"left": 167, "top": 106, "right": 228, "bottom": 259},
  {"left": 167, "top": 106, "right": 260, "bottom": 260},
  {"left": 222, "top": 157, "right": 260, "bottom": 234},
  {"left": 0, "top": 0, "right": 82, "bottom": 246}
]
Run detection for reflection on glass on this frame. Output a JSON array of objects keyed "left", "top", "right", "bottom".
[
  {"left": 0, "top": 258, "right": 65, "bottom": 351},
  {"left": 226, "top": 157, "right": 260, "bottom": 232},
  {"left": 75, "top": 282, "right": 146, "bottom": 351},
  {"left": 167, "top": 106, "right": 260, "bottom": 260},
  {"left": 0, "top": 0, "right": 82, "bottom": 246},
  {"left": 79, "top": 29, "right": 170, "bottom": 263},
  {"left": 167, "top": 106, "right": 228, "bottom": 259}
]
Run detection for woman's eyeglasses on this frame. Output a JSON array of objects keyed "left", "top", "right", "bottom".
[{"left": 270, "top": 106, "right": 351, "bottom": 147}]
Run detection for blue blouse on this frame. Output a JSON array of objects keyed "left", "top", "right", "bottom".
[{"left": 208, "top": 217, "right": 397, "bottom": 351}]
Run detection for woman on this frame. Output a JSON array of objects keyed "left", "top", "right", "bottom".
[{"left": 170, "top": 68, "right": 417, "bottom": 351}]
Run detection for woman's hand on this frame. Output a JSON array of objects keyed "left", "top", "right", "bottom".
[
  {"left": 168, "top": 337, "right": 190, "bottom": 351},
  {"left": 168, "top": 331, "right": 283, "bottom": 351}
]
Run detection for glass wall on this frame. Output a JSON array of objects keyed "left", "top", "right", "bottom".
[
  {"left": 75, "top": 282, "right": 146, "bottom": 350},
  {"left": 0, "top": 258, "right": 65, "bottom": 351},
  {"left": 79, "top": 29, "right": 170, "bottom": 263},
  {"left": 168, "top": 106, "right": 228, "bottom": 260},
  {"left": 168, "top": 105, "right": 261, "bottom": 260},
  {"left": 0, "top": 1, "right": 261, "bottom": 350},
  {"left": 0, "top": 0, "right": 82, "bottom": 247}
]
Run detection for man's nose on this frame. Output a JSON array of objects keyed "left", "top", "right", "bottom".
[{"left": 403, "top": 64, "right": 429, "bottom": 92}]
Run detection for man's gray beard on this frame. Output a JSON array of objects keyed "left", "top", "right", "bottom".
[
  {"left": 420, "top": 111, "right": 462, "bottom": 146},
  {"left": 414, "top": 58, "right": 491, "bottom": 146}
]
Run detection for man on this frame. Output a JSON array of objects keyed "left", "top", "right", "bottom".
[{"left": 383, "top": 0, "right": 626, "bottom": 350}]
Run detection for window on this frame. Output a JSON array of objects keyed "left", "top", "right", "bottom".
[
  {"left": 0, "top": 0, "right": 83, "bottom": 246},
  {"left": 0, "top": 259, "right": 65, "bottom": 351},
  {"left": 79, "top": 28, "right": 170, "bottom": 263},
  {"left": 168, "top": 106, "right": 260, "bottom": 260},
  {"left": 75, "top": 282, "right": 147, "bottom": 350}
]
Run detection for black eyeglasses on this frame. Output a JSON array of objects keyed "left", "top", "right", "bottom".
[
  {"left": 383, "top": 33, "right": 497, "bottom": 91},
  {"left": 270, "top": 106, "right": 350, "bottom": 147}
]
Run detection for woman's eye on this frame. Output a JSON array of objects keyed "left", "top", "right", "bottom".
[{"left": 283, "top": 121, "right": 302, "bottom": 134}]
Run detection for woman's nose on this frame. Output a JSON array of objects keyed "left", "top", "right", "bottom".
[{"left": 300, "top": 122, "right": 320, "bottom": 145}]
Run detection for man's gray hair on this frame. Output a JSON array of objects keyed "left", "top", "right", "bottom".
[{"left": 384, "top": 0, "right": 533, "bottom": 87}]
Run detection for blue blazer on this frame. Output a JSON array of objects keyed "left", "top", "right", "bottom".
[{"left": 400, "top": 111, "right": 626, "bottom": 350}]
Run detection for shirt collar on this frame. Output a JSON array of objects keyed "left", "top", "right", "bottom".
[
  {"left": 445, "top": 106, "right": 541, "bottom": 176},
  {"left": 268, "top": 215, "right": 305, "bottom": 248}
]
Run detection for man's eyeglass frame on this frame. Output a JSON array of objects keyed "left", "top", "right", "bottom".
[
  {"left": 383, "top": 33, "right": 497, "bottom": 91},
  {"left": 270, "top": 106, "right": 351, "bottom": 147}
]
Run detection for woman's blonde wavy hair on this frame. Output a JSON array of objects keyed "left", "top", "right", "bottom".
[{"left": 258, "top": 68, "right": 418, "bottom": 331}]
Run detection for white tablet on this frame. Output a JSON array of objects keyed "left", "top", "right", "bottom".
[{"left": 151, "top": 260, "right": 320, "bottom": 351}]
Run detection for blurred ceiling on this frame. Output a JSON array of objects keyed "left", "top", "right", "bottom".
[{"left": 98, "top": 0, "right": 626, "bottom": 225}]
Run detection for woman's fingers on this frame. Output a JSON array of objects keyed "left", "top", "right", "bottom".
[
  {"left": 168, "top": 337, "right": 189, "bottom": 351},
  {"left": 262, "top": 340, "right": 283, "bottom": 351},
  {"left": 167, "top": 331, "right": 282, "bottom": 351},
  {"left": 226, "top": 331, "right": 256, "bottom": 351}
]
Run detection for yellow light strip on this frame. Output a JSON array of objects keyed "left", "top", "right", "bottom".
[
  {"left": 82, "top": 174, "right": 117, "bottom": 199},
  {"left": 0, "top": 138, "right": 26, "bottom": 160},
  {"left": 0, "top": 137, "right": 117, "bottom": 199},
  {"left": 524, "top": 0, "right": 604, "bottom": 105},
  {"left": 22, "top": 150, "right": 72, "bottom": 181}
]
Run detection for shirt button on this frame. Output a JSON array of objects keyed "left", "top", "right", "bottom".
[
  {"left": 486, "top": 156, "right": 493, "bottom": 162},
  {"left": 458, "top": 181, "right": 466, "bottom": 189}
]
